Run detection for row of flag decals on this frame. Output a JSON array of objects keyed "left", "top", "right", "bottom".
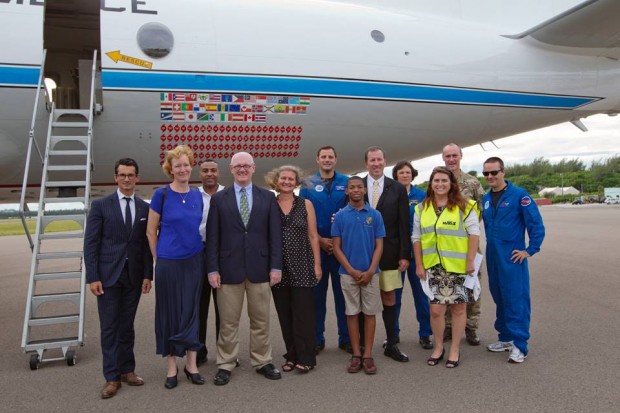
[
  {"left": 158, "top": 92, "right": 307, "bottom": 159},
  {"left": 160, "top": 92, "right": 310, "bottom": 123}
]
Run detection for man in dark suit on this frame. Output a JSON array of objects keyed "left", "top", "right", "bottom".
[
  {"left": 206, "top": 152, "right": 283, "bottom": 385},
  {"left": 84, "top": 158, "right": 153, "bottom": 399},
  {"left": 364, "top": 146, "right": 411, "bottom": 362}
]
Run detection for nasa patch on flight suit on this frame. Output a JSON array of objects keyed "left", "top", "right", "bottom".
[
  {"left": 484, "top": 200, "right": 490, "bottom": 210},
  {"left": 315, "top": 185, "right": 324, "bottom": 192},
  {"left": 520, "top": 196, "right": 532, "bottom": 207}
]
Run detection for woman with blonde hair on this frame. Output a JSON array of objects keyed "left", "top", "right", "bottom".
[
  {"left": 147, "top": 145, "right": 205, "bottom": 388},
  {"left": 412, "top": 166, "right": 480, "bottom": 368},
  {"left": 265, "top": 165, "right": 322, "bottom": 373}
]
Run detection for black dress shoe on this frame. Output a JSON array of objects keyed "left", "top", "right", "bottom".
[
  {"left": 419, "top": 336, "right": 433, "bottom": 350},
  {"left": 196, "top": 348, "right": 208, "bottom": 366},
  {"left": 382, "top": 336, "right": 400, "bottom": 349},
  {"left": 184, "top": 367, "right": 205, "bottom": 385},
  {"left": 256, "top": 363, "right": 282, "bottom": 380},
  {"left": 213, "top": 369, "right": 231, "bottom": 386},
  {"left": 164, "top": 370, "right": 178, "bottom": 389},
  {"left": 384, "top": 345, "right": 409, "bottom": 362}
]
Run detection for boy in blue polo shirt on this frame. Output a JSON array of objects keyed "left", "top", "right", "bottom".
[{"left": 332, "top": 176, "right": 385, "bottom": 375}]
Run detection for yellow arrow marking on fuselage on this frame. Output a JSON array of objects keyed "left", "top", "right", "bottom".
[{"left": 106, "top": 50, "right": 153, "bottom": 69}]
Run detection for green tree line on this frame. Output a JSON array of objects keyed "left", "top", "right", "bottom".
[
  {"left": 416, "top": 155, "right": 620, "bottom": 197},
  {"left": 497, "top": 155, "right": 620, "bottom": 195},
  {"left": 0, "top": 209, "right": 83, "bottom": 219}
]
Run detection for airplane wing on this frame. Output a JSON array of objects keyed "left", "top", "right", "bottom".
[{"left": 504, "top": 0, "right": 620, "bottom": 54}]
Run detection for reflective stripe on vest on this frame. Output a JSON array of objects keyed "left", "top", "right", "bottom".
[{"left": 416, "top": 200, "right": 476, "bottom": 273}]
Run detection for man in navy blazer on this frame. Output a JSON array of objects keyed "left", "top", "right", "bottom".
[
  {"left": 206, "top": 152, "right": 283, "bottom": 385},
  {"left": 84, "top": 158, "right": 153, "bottom": 399},
  {"left": 363, "top": 147, "right": 411, "bottom": 363}
]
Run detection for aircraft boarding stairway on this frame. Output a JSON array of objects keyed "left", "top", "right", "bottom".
[{"left": 19, "top": 51, "right": 97, "bottom": 370}]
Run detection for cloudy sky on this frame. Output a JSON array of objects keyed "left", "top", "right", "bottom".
[{"left": 403, "top": 113, "right": 620, "bottom": 184}]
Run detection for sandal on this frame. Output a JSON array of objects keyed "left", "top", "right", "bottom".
[
  {"left": 347, "top": 356, "right": 362, "bottom": 373},
  {"left": 427, "top": 349, "right": 445, "bottom": 366},
  {"left": 282, "top": 361, "right": 295, "bottom": 372},
  {"left": 362, "top": 357, "right": 377, "bottom": 375},
  {"left": 295, "top": 364, "right": 314, "bottom": 374},
  {"left": 445, "top": 353, "right": 460, "bottom": 368}
]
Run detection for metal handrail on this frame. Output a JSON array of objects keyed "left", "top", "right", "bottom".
[
  {"left": 19, "top": 49, "right": 48, "bottom": 251},
  {"left": 84, "top": 49, "right": 97, "bottom": 215},
  {"left": 21, "top": 100, "right": 55, "bottom": 349},
  {"left": 79, "top": 49, "right": 98, "bottom": 343}
]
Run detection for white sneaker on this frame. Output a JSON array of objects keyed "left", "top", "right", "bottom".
[
  {"left": 487, "top": 340, "right": 513, "bottom": 352},
  {"left": 508, "top": 346, "right": 527, "bottom": 363}
]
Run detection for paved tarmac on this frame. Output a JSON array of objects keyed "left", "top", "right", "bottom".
[{"left": 0, "top": 204, "right": 618, "bottom": 413}]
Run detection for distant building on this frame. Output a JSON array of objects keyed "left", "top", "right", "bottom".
[{"left": 538, "top": 187, "right": 580, "bottom": 197}]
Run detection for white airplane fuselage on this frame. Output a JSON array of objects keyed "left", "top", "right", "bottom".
[{"left": 1, "top": 0, "right": 619, "bottom": 200}]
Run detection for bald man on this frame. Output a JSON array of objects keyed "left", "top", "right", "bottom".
[{"left": 206, "top": 152, "right": 283, "bottom": 385}]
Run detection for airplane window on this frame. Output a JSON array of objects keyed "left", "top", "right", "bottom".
[
  {"left": 371, "top": 30, "right": 385, "bottom": 43},
  {"left": 137, "top": 23, "right": 174, "bottom": 58}
]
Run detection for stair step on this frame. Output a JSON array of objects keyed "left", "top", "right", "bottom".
[
  {"left": 46, "top": 181, "right": 86, "bottom": 188},
  {"left": 47, "top": 165, "right": 87, "bottom": 172},
  {"left": 36, "top": 251, "right": 82, "bottom": 260},
  {"left": 44, "top": 197, "right": 85, "bottom": 204},
  {"left": 34, "top": 271, "right": 82, "bottom": 281},
  {"left": 29, "top": 314, "right": 80, "bottom": 327},
  {"left": 31, "top": 292, "right": 81, "bottom": 306},
  {"left": 42, "top": 214, "right": 85, "bottom": 226},
  {"left": 39, "top": 232, "right": 84, "bottom": 240},
  {"left": 25, "top": 336, "right": 79, "bottom": 351},
  {"left": 55, "top": 109, "right": 90, "bottom": 117},
  {"left": 50, "top": 136, "right": 89, "bottom": 146},
  {"left": 52, "top": 122, "right": 89, "bottom": 128},
  {"left": 49, "top": 149, "right": 88, "bottom": 156}
]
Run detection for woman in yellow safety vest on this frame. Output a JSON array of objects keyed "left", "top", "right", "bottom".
[{"left": 412, "top": 166, "right": 480, "bottom": 369}]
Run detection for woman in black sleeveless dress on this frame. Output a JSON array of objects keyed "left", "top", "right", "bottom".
[{"left": 266, "top": 165, "right": 322, "bottom": 373}]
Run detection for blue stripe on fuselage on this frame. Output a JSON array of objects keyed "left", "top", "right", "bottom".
[
  {"left": 102, "top": 70, "right": 598, "bottom": 109},
  {"left": 0, "top": 65, "right": 599, "bottom": 109},
  {"left": 100, "top": 69, "right": 597, "bottom": 109},
  {"left": 0, "top": 65, "right": 40, "bottom": 87}
]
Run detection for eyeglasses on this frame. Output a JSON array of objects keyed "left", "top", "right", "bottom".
[
  {"left": 482, "top": 169, "right": 503, "bottom": 177},
  {"left": 116, "top": 173, "right": 137, "bottom": 179},
  {"left": 232, "top": 164, "right": 253, "bottom": 171}
]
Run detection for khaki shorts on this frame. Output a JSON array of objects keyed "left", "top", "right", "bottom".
[
  {"left": 379, "top": 269, "right": 403, "bottom": 292},
  {"left": 340, "top": 273, "right": 383, "bottom": 315}
]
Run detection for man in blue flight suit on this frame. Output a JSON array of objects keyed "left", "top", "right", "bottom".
[
  {"left": 481, "top": 157, "right": 545, "bottom": 363},
  {"left": 299, "top": 146, "right": 351, "bottom": 353}
]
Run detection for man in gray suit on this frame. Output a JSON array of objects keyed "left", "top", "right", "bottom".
[
  {"left": 84, "top": 158, "right": 153, "bottom": 399},
  {"left": 206, "top": 152, "right": 283, "bottom": 385}
]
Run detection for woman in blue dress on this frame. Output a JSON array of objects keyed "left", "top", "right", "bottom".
[{"left": 147, "top": 145, "right": 205, "bottom": 388}]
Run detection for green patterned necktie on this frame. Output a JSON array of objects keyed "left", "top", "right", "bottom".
[{"left": 240, "top": 187, "right": 250, "bottom": 227}]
